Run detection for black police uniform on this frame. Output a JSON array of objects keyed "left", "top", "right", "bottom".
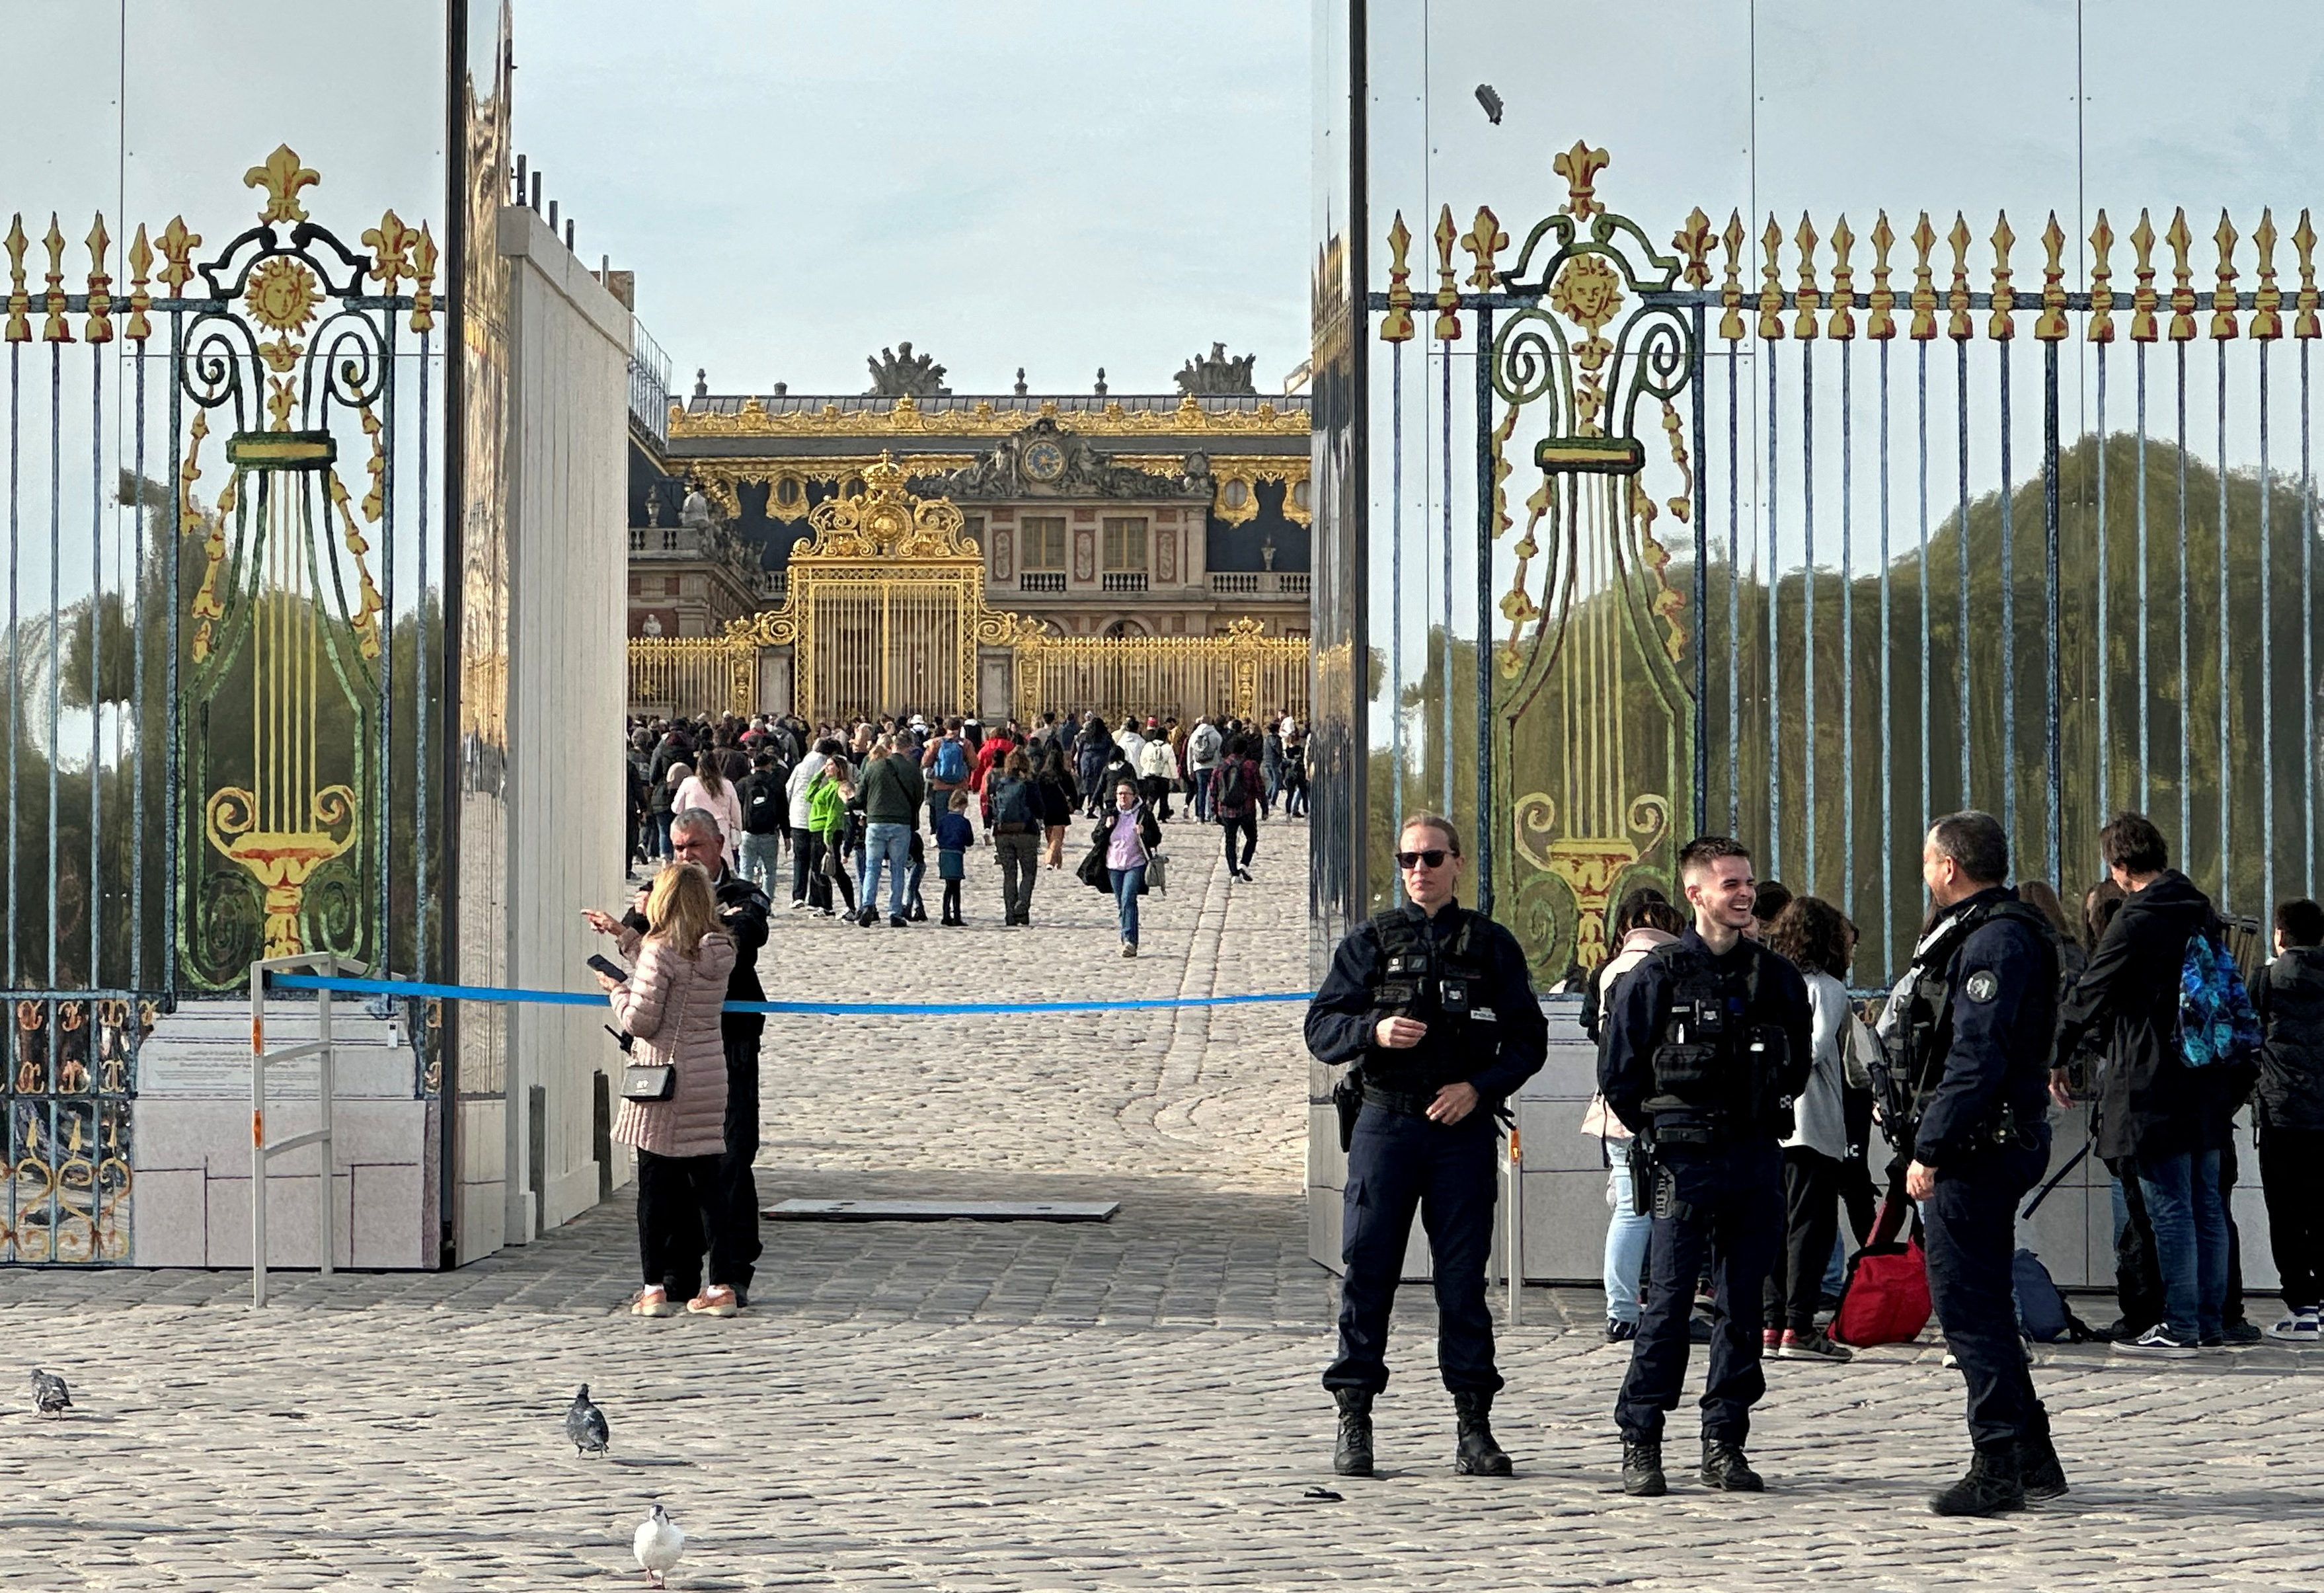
[
  {"left": 1891, "top": 886, "right": 2060, "bottom": 1495},
  {"left": 1599, "top": 927, "right": 1812, "bottom": 1460},
  {"left": 1305, "top": 898, "right": 1547, "bottom": 1398}
]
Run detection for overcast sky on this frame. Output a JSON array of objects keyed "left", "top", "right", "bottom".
[{"left": 512, "top": 1, "right": 1311, "bottom": 398}]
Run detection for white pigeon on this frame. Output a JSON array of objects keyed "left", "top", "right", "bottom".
[{"left": 633, "top": 1502, "right": 684, "bottom": 1588}]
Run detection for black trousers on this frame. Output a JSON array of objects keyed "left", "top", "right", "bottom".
[
  {"left": 1762, "top": 1146, "right": 1842, "bottom": 1333},
  {"left": 1325, "top": 1103, "right": 1501, "bottom": 1395},
  {"left": 2260, "top": 1123, "right": 2324, "bottom": 1311},
  {"left": 722, "top": 1032, "right": 764, "bottom": 1292},
  {"left": 790, "top": 825, "right": 818, "bottom": 902},
  {"left": 1616, "top": 1140, "right": 1781, "bottom": 1444},
  {"left": 1220, "top": 812, "right": 1257, "bottom": 869},
  {"left": 1923, "top": 1138, "right": 2050, "bottom": 1449},
  {"left": 636, "top": 1149, "right": 744, "bottom": 1299},
  {"left": 1140, "top": 774, "right": 1171, "bottom": 820}
]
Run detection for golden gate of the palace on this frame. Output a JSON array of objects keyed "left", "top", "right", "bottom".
[{"left": 627, "top": 457, "right": 1311, "bottom": 726}]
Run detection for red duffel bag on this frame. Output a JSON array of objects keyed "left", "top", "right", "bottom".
[{"left": 1832, "top": 1193, "right": 1931, "bottom": 1348}]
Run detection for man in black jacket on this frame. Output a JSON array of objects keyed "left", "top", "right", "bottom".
[
  {"left": 609, "top": 810, "right": 771, "bottom": 1305},
  {"left": 2255, "top": 896, "right": 2324, "bottom": 1340},
  {"left": 2056, "top": 812, "right": 2236, "bottom": 1357}
]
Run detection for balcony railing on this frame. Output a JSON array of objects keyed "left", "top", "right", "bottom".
[
  {"left": 1210, "top": 572, "right": 1260, "bottom": 595},
  {"left": 1101, "top": 571, "right": 1149, "bottom": 593},
  {"left": 629, "top": 320, "right": 672, "bottom": 446},
  {"left": 1019, "top": 571, "right": 1066, "bottom": 593},
  {"left": 1208, "top": 571, "right": 1310, "bottom": 598}
]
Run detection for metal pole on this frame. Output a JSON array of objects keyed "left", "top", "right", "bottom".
[
  {"left": 1475, "top": 307, "right": 1496, "bottom": 915},
  {"left": 319, "top": 967, "right": 334, "bottom": 1276},
  {"left": 1504, "top": 1122, "right": 1522, "bottom": 1325},
  {"left": 251, "top": 962, "right": 267, "bottom": 1308}
]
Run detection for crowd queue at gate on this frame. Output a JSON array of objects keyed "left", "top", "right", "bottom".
[{"left": 1306, "top": 802, "right": 2324, "bottom": 1516}]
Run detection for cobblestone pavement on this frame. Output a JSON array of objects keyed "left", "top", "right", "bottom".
[{"left": 3, "top": 818, "right": 2321, "bottom": 1589}]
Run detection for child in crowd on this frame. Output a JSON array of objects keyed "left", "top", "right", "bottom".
[{"left": 935, "top": 791, "right": 976, "bottom": 925}]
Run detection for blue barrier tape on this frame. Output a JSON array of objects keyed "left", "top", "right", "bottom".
[{"left": 264, "top": 971, "right": 1313, "bottom": 1017}]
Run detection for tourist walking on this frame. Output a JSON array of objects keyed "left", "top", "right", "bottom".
[
  {"left": 1083, "top": 777, "right": 1162, "bottom": 956},
  {"left": 672, "top": 757, "right": 743, "bottom": 855},
  {"left": 736, "top": 752, "right": 786, "bottom": 896},
  {"left": 1138, "top": 731, "right": 1177, "bottom": 821},
  {"left": 806, "top": 756, "right": 855, "bottom": 917},
  {"left": 1035, "top": 743, "right": 1077, "bottom": 869},
  {"left": 987, "top": 749, "right": 1045, "bottom": 926},
  {"left": 595, "top": 863, "right": 743, "bottom": 1319},
  {"left": 857, "top": 736, "right": 925, "bottom": 927},
  {"left": 1076, "top": 717, "right": 1116, "bottom": 815},
  {"left": 1759, "top": 894, "right": 1857, "bottom": 1365},
  {"left": 1579, "top": 888, "right": 1685, "bottom": 1343},
  {"left": 2254, "top": 897, "right": 2324, "bottom": 1340},
  {"left": 1214, "top": 734, "right": 1261, "bottom": 880},
  {"left": 934, "top": 791, "right": 975, "bottom": 925},
  {"left": 785, "top": 737, "right": 837, "bottom": 908},
  {"left": 1186, "top": 715, "right": 1222, "bottom": 820}
]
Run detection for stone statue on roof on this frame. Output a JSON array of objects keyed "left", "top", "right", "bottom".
[
  {"left": 865, "top": 341, "right": 952, "bottom": 397},
  {"left": 1175, "top": 342, "right": 1257, "bottom": 396}
]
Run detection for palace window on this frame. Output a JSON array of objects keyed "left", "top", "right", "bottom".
[
  {"left": 1102, "top": 516, "right": 1148, "bottom": 571},
  {"left": 1021, "top": 516, "right": 1065, "bottom": 570}
]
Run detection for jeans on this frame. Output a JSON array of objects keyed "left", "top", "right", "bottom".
[
  {"left": 1604, "top": 1157, "right": 1652, "bottom": 1325},
  {"left": 649, "top": 809, "right": 674, "bottom": 859},
  {"left": 1923, "top": 1138, "right": 2050, "bottom": 1448},
  {"left": 2135, "top": 1147, "right": 2229, "bottom": 1342},
  {"left": 1190, "top": 766, "right": 1214, "bottom": 821},
  {"left": 2260, "top": 1124, "right": 2324, "bottom": 1310},
  {"left": 995, "top": 832, "right": 1040, "bottom": 921},
  {"left": 1108, "top": 864, "right": 1145, "bottom": 945},
  {"left": 1325, "top": 1103, "right": 1502, "bottom": 1394},
  {"left": 739, "top": 833, "right": 783, "bottom": 896},
  {"left": 789, "top": 826, "right": 818, "bottom": 902},
  {"left": 863, "top": 821, "right": 911, "bottom": 918}
]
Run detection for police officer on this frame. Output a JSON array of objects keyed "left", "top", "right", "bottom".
[
  {"left": 1600, "top": 835, "right": 1811, "bottom": 1496},
  {"left": 1305, "top": 812, "right": 1547, "bottom": 1477},
  {"left": 1892, "top": 810, "right": 2068, "bottom": 1515}
]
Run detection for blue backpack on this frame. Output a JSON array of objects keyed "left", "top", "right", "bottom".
[
  {"left": 934, "top": 738, "right": 969, "bottom": 785},
  {"left": 2177, "top": 930, "right": 2261, "bottom": 1069}
]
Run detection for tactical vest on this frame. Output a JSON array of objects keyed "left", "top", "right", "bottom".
[
  {"left": 1880, "top": 896, "right": 2057, "bottom": 1144},
  {"left": 1365, "top": 907, "right": 1491, "bottom": 1095},
  {"left": 1640, "top": 941, "right": 1791, "bottom": 1135}
]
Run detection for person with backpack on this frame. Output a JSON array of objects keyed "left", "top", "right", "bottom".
[
  {"left": 2056, "top": 812, "right": 2243, "bottom": 1359},
  {"left": 1034, "top": 742, "right": 1077, "bottom": 869},
  {"left": 2253, "top": 897, "right": 2324, "bottom": 1341},
  {"left": 1186, "top": 716, "right": 1223, "bottom": 821},
  {"left": 734, "top": 752, "right": 787, "bottom": 898},
  {"left": 1888, "top": 812, "right": 2068, "bottom": 1516},
  {"left": 923, "top": 717, "right": 972, "bottom": 834},
  {"left": 986, "top": 748, "right": 1046, "bottom": 926},
  {"left": 933, "top": 791, "right": 976, "bottom": 926},
  {"left": 1137, "top": 730, "right": 1177, "bottom": 822},
  {"left": 1213, "top": 735, "right": 1262, "bottom": 882}
]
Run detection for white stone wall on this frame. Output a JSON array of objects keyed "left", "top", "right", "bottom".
[{"left": 495, "top": 203, "right": 631, "bottom": 1246}]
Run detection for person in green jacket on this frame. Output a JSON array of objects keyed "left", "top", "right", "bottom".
[{"left": 806, "top": 757, "right": 855, "bottom": 918}]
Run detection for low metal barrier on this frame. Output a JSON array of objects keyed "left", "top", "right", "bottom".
[{"left": 248, "top": 954, "right": 366, "bottom": 1307}]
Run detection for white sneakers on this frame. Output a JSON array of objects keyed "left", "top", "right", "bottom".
[{"left": 2267, "top": 1307, "right": 2321, "bottom": 1342}]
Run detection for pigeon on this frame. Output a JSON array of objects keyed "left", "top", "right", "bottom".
[
  {"left": 633, "top": 1502, "right": 684, "bottom": 1588},
  {"left": 1475, "top": 83, "right": 1504, "bottom": 125},
  {"left": 566, "top": 1384, "right": 609, "bottom": 1457},
  {"left": 29, "top": 1368, "right": 69, "bottom": 1418}
]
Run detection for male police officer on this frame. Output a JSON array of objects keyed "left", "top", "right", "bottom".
[
  {"left": 1600, "top": 835, "right": 1811, "bottom": 1496},
  {"left": 1305, "top": 812, "right": 1547, "bottom": 1478},
  {"left": 1891, "top": 810, "right": 2069, "bottom": 1515}
]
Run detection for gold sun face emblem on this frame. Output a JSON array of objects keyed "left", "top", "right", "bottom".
[
  {"left": 1549, "top": 253, "right": 1624, "bottom": 334},
  {"left": 245, "top": 256, "right": 322, "bottom": 334}
]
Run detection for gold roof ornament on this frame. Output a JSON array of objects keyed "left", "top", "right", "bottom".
[
  {"left": 788, "top": 451, "right": 981, "bottom": 563},
  {"left": 1553, "top": 141, "right": 1609, "bottom": 221},
  {"left": 245, "top": 144, "right": 319, "bottom": 225}
]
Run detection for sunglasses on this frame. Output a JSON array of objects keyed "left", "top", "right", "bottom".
[{"left": 1395, "top": 849, "right": 1452, "bottom": 870}]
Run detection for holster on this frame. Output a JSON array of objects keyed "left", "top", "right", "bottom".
[
  {"left": 1334, "top": 1064, "right": 1366, "bottom": 1151},
  {"left": 1626, "top": 1134, "right": 1652, "bottom": 1216}
]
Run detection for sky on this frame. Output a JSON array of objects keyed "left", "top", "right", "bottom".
[{"left": 510, "top": 1, "right": 1312, "bottom": 398}]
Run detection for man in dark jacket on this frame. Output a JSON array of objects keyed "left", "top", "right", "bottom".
[
  {"left": 857, "top": 741, "right": 925, "bottom": 927},
  {"left": 2054, "top": 812, "right": 2235, "bottom": 1356},
  {"left": 2255, "top": 896, "right": 2324, "bottom": 1340}
]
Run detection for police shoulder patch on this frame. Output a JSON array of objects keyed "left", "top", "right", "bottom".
[{"left": 1963, "top": 970, "right": 1999, "bottom": 1004}]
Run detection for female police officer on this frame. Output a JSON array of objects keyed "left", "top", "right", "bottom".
[{"left": 1304, "top": 813, "right": 1547, "bottom": 1478}]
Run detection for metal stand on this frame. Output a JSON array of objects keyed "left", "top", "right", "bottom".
[{"left": 249, "top": 955, "right": 362, "bottom": 1307}]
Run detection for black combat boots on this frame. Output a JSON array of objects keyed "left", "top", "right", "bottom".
[
  {"left": 1620, "top": 1436, "right": 1668, "bottom": 1496},
  {"left": 1333, "top": 1389, "right": 1375, "bottom": 1477},
  {"left": 2018, "top": 1422, "right": 2070, "bottom": 1501},
  {"left": 1699, "top": 1438, "right": 1765, "bottom": 1491},
  {"left": 1451, "top": 1391, "right": 1512, "bottom": 1476},
  {"left": 1929, "top": 1442, "right": 2027, "bottom": 1516}
]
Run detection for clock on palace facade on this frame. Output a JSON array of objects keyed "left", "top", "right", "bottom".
[{"left": 1023, "top": 438, "right": 1065, "bottom": 483}]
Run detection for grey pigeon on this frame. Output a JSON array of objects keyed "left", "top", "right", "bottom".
[
  {"left": 633, "top": 1502, "right": 684, "bottom": 1588},
  {"left": 1475, "top": 83, "right": 1504, "bottom": 124},
  {"left": 29, "top": 1368, "right": 69, "bottom": 1417},
  {"left": 566, "top": 1383, "right": 609, "bottom": 1457}
]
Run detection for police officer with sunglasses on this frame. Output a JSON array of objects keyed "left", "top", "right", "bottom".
[{"left": 1305, "top": 812, "right": 1547, "bottom": 1479}]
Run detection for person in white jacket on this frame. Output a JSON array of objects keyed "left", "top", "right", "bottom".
[
  {"left": 1760, "top": 894, "right": 1860, "bottom": 1363},
  {"left": 1580, "top": 890, "right": 1687, "bottom": 1343},
  {"left": 781, "top": 738, "right": 836, "bottom": 908},
  {"left": 1136, "top": 734, "right": 1179, "bottom": 821}
]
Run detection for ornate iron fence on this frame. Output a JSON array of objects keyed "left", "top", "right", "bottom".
[{"left": 1010, "top": 618, "right": 1311, "bottom": 727}]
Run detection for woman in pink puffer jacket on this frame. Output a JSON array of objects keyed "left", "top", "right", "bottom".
[{"left": 595, "top": 863, "right": 740, "bottom": 1319}]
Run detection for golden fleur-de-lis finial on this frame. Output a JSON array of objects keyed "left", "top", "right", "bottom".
[
  {"left": 83, "top": 214, "right": 112, "bottom": 346},
  {"left": 2211, "top": 211, "right": 2239, "bottom": 340},
  {"left": 2253, "top": 209, "right": 2282, "bottom": 340},
  {"left": 1909, "top": 212, "right": 1938, "bottom": 340},
  {"left": 1947, "top": 213, "right": 1973, "bottom": 341},
  {"left": 245, "top": 144, "right": 320, "bottom": 225},
  {"left": 40, "top": 215, "right": 72, "bottom": 343},
  {"left": 1791, "top": 214, "right": 1820, "bottom": 340},
  {"left": 1431, "top": 205, "right": 1461, "bottom": 340},
  {"left": 1867, "top": 212, "right": 1896, "bottom": 340},
  {"left": 410, "top": 222, "right": 439, "bottom": 333},
  {"left": 1553, "top": 141, "right": 1610, "bottom": 220},
  {"left": 1379, "top": 212, "right": 1414, "bottom": 342},
  {"left": 125, "top": 222, "right": 153, "bottom": 342},
  {"left": 155, "top": 215, "right": 200, "bottom": 295},
  {"left": 1673, "top": 207, "right": 1715, "bottom": 289},
  {"left": 2034, "top": 212, "right": 2068, "bottom": 341},
  {"left": 1827, "top": 215, "right": 1856, "bottom": 339},
  {"left": 2295, "top": 210, "right": 2319, "bottom": 340},
  {"left": 3, "top": 215, "right": 28, "bottom": 344},
  {"left": 1988, "top": 212, "right": 2016, "bottom": 340},
  {"left": 363, "top": 209, "right": 414, "bottom": 292},
  {"left": 2088, "top": 210, "right": 2116, "bottom": 343},
  {"left": 1461, "top": 205, "right": 1508, "bottom": 291},
  {"left": 1758, "top": 214, "right": 1786, "bottom": 341},
  {"left": 2165, "top": 206, "right": 2196, "bottom": 341},
  {"left": 1718, "top": 210, "right": 1746, "bottom": 340},
  {"left": 2129, "top": 208, "right": 2158, "bottom": 342}
]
